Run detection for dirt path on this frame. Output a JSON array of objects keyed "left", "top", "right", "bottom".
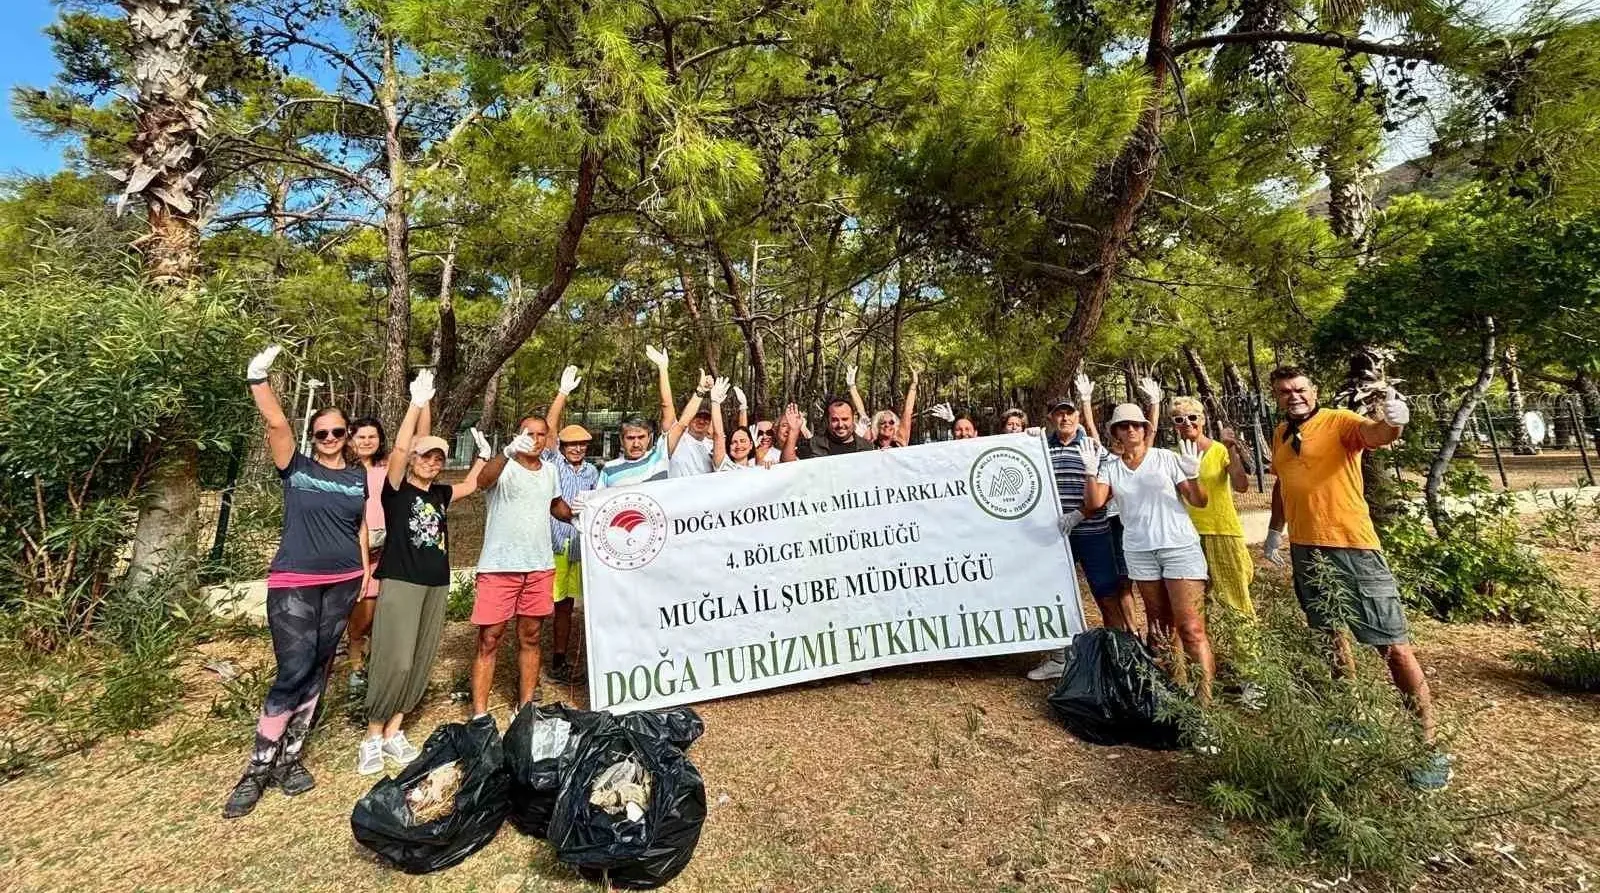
[{"left": 4, "top": 568, "right": 1597, "bottom": 893}]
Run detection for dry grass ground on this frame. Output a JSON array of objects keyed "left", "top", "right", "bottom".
[{"left": 3, "top": 552, "right": 1598, "bottom": 893}]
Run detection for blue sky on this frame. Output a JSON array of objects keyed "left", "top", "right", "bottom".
[{"left": 2, "top": 0, "right": 64, "bottom": 176}]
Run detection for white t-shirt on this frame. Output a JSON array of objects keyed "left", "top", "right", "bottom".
[
  {"left": 668, "top": 433, "right": 714, "bottom": 478},
  {"left": 717, "top": 455, "right": 765, "bottom": 471},
  {"left": 755, "top": 445, "right": 782, "bottom": 467},
  {"left": 476, "top": 458, "right": 560, "bottom": 572},
  {"left": 1095, "top": 449, "right": 1200, "bottom": 552}
]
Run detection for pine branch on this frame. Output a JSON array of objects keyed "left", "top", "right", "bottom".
[{"left": 1171, "top": 30, "right": 1444, "bottom": 62}]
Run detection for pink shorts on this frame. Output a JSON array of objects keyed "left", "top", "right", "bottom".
[{"left": 472, "top": 571, "right": 556, "bottom": 625}]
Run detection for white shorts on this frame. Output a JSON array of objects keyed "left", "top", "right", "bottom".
[{"left": 1124, "top": 544, "right": 1208, "bottom": 582}]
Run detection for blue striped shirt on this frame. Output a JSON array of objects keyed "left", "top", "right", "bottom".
[
  {"left": 1047, "top": 429, "right": 1111, "bottom": 537},
  {"left": 543, "top": 449, "right": 599, "bottom": 560}
]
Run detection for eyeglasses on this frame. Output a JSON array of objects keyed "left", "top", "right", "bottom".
[
  {"left": 1174, "top": 414, "right": 1202, "bottom": 424},
  {"left": 312, "top": 427, "right": 347, "bottom": 441}
]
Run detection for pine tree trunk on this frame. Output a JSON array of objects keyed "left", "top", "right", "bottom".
[
  {"left": 678, "top": 257, "right": 721, "bottom": 376},
  {"left": 1181, "top": 344, "right": 1230, "bottom": 433},
  {"left": 434, "top": 231, "right": 459, "bottom": 389},
  {"left": 714, "top": 241, "right": 768, "bottom": 418},
  {"left": 1502, "top": 346, "right": 1537, "bottom": 455},
  {"left": 376, "top": 36, "right": 413, "bottom": 430},
  {"left": 480, "top": 369, "right": 502, "bottom": 435},
  {"left": 1426, "top": 320, "right": 1496, "bottom": 534},
  {"left": 1578, "top": 371, "right": 1600, "bottom": 455}
]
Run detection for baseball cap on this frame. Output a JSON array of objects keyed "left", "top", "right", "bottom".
[
  {"left": 1046, "top": 396, "right": 1079, "bottom": 413},
  {"left": 412, "top": 435, "right": 450, "bottom": 456},
  {"left": 694, "top": 406, "right": 713, "bottom": 418}
]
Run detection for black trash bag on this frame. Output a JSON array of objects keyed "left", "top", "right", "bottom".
[
  {"left": 503, "top": 702, "right": 607, "bottom": 838},
  {"left": 549, "top": 714, "right": 707, "bottom": 889},
  {"left": 351, "top": 718, "right": 513, "bottom": 873},
  {"left": 1047, "top": 628, "right": 1186, "bottom": 750},
  {"left": 617, "top": 706, "right": 705, "bottom": 751}
]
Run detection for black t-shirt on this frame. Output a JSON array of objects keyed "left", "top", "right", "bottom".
[
  {"left": 269, "top": 452, "right": 367, "bottom": 575},
  {"left": 376, "top": 477, "right": 454, "bottom": 586},
  {"left": 795, "top": 432, "right": 876, "bottom": 459}
]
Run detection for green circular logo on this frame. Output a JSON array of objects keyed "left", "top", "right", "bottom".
[{"left": 969, "top": 447, "right": 1043, "bottom": 520}]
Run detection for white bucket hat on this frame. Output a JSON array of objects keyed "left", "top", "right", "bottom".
[{"left": 1107, "top": 403, "right": 1149, "bottom": 429}]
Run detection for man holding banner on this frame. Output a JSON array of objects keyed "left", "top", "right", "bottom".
[{"left": 578, "top": 433, "right": 1088, "bottom": 713}]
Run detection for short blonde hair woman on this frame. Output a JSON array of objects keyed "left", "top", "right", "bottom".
[{"left": 1169, "top": 396, "right": 1255, "bottom": 624}]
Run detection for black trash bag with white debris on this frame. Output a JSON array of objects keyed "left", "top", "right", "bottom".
[
  {"left": 548, "top": 709, "right": 707, "bottom": 889},
  {"left": 503, "top": 702, "right": 607, "bottom": 838},
  {"left": 1047, "top": 628, "right": 1185, "bottom": 750},
  {"left": 350, "top": 717, "right": 512, "bottom": 874}
]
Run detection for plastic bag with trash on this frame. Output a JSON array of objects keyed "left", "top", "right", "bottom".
[
  {"left": 548, "top": 710, "right": 707, "bottom": 890},
  {"left": 351, "top": 718, "right": 512, "bottom": 873},
  {"left": 1046, "top": 628, "right": 1186, "bottom": 750},
  {"left": 503, "top": 702, "right": 607, "bottom": 838}
]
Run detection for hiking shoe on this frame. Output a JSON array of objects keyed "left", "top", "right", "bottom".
[
  {"left": 382, "top": 731, "right": 420, "bottom": 765},
  {"left": 357, "top": 736, "right": 385, "bottom": 775},
  {"left": 1408, "top": 751, "right": 1453, "bottom": 792},
  {"left": 1026, "top": 649, "right": 1069, "bottom": 682},
  {"left": 221, "top": 764, "right": 273, "bottom": 819},
  {"left": 275, "top": 757, "right": 316, "bottom": 795},
  {"left": 545, "top": 660, "right": 572, "bottom": 684}
]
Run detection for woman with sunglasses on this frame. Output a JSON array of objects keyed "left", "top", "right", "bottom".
[
  {"left": 1169, "top": 397, "right": 1255, "bottom": 622},
  {"left": 225, "top": 345, "right": 372, "bottom": 818},
  {"left": 359, "top": 370, "right": 490, "bottom": 775}
]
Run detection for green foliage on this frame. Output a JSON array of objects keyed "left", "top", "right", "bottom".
[
  {"left": 1512, "top": 592, "right": 1600, "bottom": 692},
  {"left": 1381, "top": 478, "right": 1564, "bottom": 623},
  {"left": 1184, "top": 573, "right": 1458, "bottom": 884},
  {"left": 447, "top": 574, "right": 477, "bottom": 623}
]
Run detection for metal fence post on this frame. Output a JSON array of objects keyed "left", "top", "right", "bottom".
[
  {"left": 1480, "top": 401, "right": 1509, "bottom": 489},
  {"left": 204, "top": 439, "right": 245, "bottom": 581},
  {"left": 1571, "top": 397, "right": 1596, "bottom": 487}
]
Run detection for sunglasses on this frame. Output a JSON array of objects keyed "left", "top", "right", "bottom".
[
  {"left": 756, "top": 429, "right": 773, "bottom": 438},
  {"left": 1174, "top": 414, "right": 1202, "bottom": 424},
  {"left": 313, "top": 427, "right": 347, "bottom": 441}
]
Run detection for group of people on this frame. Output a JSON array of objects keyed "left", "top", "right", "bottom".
[{"left": 222, "top": 344, "right": 1447, "bottom": 818}]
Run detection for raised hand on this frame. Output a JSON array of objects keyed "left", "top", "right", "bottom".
[
  {"left": 1138, "top": 376, "right": 1161, "bottom": 407},
  {"left": 558, "top": 365, "right": 582, "bottom": 395},
  {"left": 929, "top": 402, "right": 955, "bottom": 423},
  {"left": 710, "top": 377, "right": 731, "bottom": 404},
  {"left": 246, "top": 345, "right": 281, "bottom": 381},
  {"left": 470, "top": 428, "right": 492, "bottom": 460},
  {"left": 1074, "top": 369, "right": 1094, "bottom": 402},
  {"left": 845, "top": 365, "right": 857, "bottom": 388},
  {"left": 733, "top": 385, "right": 748, "bottom": 410},
  {"left": 408, "top": 368, "right": 436, "bottom": 407},
  {"left": 1381, "top": 387, "right": 1410, "bottom": 427},
  {"left": 1219, "top": 426, "right": 1239, "bottom": 449},
  {"left": 783, "top": 402, "right": 803, "bottom": 439},
  {"left": 1175, "top": 437, "right": 1201, "bottom": 479},
  {"left": 1075, "top": 436, "right": 1099, "bottom": 472},
  {"left": 645, "top": 345, "right": 668, "bottom": 369},
  {"left": 503, "top": 431, "right": 536, "bottom": 457},
  {"left": 697, "top": 369, "right": 715, "bottom": 394}
]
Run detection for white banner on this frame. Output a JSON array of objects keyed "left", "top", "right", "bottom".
[{"left": 581, "top": 434, "right": 1084, "bottom": 712}]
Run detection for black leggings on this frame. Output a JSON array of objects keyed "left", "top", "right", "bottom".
[{"left": 251, "top": 579, "right": 361, "bottom": 761}]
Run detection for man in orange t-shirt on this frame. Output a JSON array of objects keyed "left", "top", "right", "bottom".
[{"left": 1263, "top": 366, "right": 1449, "bottom": 791}]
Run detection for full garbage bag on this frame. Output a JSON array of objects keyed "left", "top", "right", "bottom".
[
  {"left": 351, "top": 718, "right": 512, "bottom": 873},
  {"left": 548, "top": 710, "right": 707, "bottom": 889},
  {"left": 503, "top": 702, "right": 607, "bottom": 837},
  {"left": 1046, "top": 628, "right": 1185, "bottom": 750}
]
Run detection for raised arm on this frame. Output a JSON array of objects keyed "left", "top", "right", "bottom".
[
  {"left": 546, "top": 365, "right": 582, "bottom": 434},
  {"left": 845, "top": 365, "right": 867, "bottom": 422},
  {"left": 477, "top": 427, "right": 535, "bottom": 491},
  {"left": 667, "top": 370, "right": 713, "bottom": 455},
  {"left": 1359, "top": 388, "right": 1408, "bottom": 448},
  {"left": 646, "top": 345, "right": 675, "bottom": 432},
  {"left": 733, "top": 385, "right": 749, "bottom": 431},
  {"left": 387, "top": 370, "right": 435, "bottom": 488},
  {"left": 246, "top": 345, "right": 296, "bottom": 470},
  {"left": 780, "top": 403, "right": 803, "bottom": 463},
  {"left": 1077, "top": 439, "right": 1111, "bottom": 513},
  {"left": 710, "top": 378, "right": 730, "bottom": 468},
  {"left": 1220, "top": 428, "right": 1250, "bottom": 493},
  {"left": 454, "top": 429, "right": 493, "bottom": 501},
  {"left": 897, "top": 368, "right": 918, "bottom": 446},
  {"left": 1138, "top": 377, "right": 1162, "bottom": 448}
]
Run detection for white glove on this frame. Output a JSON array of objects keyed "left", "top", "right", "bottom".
[
  {"left": 558, "top": 365, "right": 582, "bottom": 395},
  {"left": 503, "top": 431, "right": 536, "bottom": 457},
  {"left": 733, "top": 385, "right": 748, "bottom": 410},
  {"left": 645, "top": 345, "right": 668, "bottom": 369},
  {"left": 1074, "top": 370, "right": 1094, "bottom": 402},
  {"left": 1057, "top": 510, "right": 1084, "bottom": 534},
  {"left": 845, "top": 365, "right": 857, "bottom": 388},
  {"left": 1138, "top": 376, "right": 1161, "bottom": 407},
  {"left": 470, "top": 428, "right": 492, "bottom": 460},
  {"left": 408, "top": 368, "right": 436, "bottom": 407},
  {"left": 710, "top": 376, "right": 731, "bottom": 404},
  {"left": 246, "top": 345, "right": 281, "bottom": 381},
  {"left": 1075, "top": 437, "right": 1099, "bottom": 473},
  {"left": 1381, "top": 388, "right": 1410, "bottom": 427},
  {"left": 929, "top": 402, "right": 955, "bottom": 423},
  {"left": 569, "top": 490, "right": 589, "bottom": 517},
  {"left": 1264, "top": 528, "right": 1287, "bottom": 566},
  {"left": 1175, "top": 438, "right": 1201, "bottom": 479}
]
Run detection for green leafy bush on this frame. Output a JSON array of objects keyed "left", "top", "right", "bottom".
[
  {"left": 1182, "top": 572, "right": 1459, "bottom": 885},
  {"left": 447, "top": 574, "right": 477, "bottom": 622},
  {"left": 1513, "top": 592, "right": 1600, "bottom": 692}
]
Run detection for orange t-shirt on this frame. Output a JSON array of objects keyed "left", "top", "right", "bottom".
[{"left": 1272, "top": 409, "right": 1380, "bottom": 549}]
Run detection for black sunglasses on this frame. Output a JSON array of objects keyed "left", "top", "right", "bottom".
[
  {"left": 313, "top": 427, "right": 347, "bottom": 441},
  {"left": 756, "top": 428, "right": 774, "bottom": 437}
]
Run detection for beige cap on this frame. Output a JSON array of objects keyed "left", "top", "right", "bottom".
[
  {"left": 412, "top": 435, "right": 450, "bottom": 457},
  {"left": 557, "top": 424, "right": 592, "bottom": 443},
  {"left": 1107, "top": 403, "right": 1149, "bottom": 428}
]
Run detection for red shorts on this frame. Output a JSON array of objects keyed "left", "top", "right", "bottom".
[{"left": 472, "top": 570, "right": 556, "bottom": 625}]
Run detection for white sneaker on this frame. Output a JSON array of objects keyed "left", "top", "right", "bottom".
[
  {"left": 357, "top": 736, "right": 385, "bottom": 775},
  {"left": 382, "top": 731, "right": 420, "bottom": 764},
  {"left": 1026, "top": 649, "right": 1069, "bottom": 681}
]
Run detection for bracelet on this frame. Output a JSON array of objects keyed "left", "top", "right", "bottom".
[
  {"left": 247, "top": 377, "right": 268, "bottom": 385},
  {"left": 695, "top": 388, "right": 710, "bottom": 397}
]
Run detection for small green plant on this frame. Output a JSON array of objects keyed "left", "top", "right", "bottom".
[
  {"left": 1178, "top": 570, "right": 1459, "bottom": 885},
  {"left": 1512, "top": 591, "right": 1600, "bottom": 692},
  {"left": 1535, "top": 491, "right": 1595, "bottom": 552},
  {"left": 446, "top": 574, "right": 477, "bottom": 622}
]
